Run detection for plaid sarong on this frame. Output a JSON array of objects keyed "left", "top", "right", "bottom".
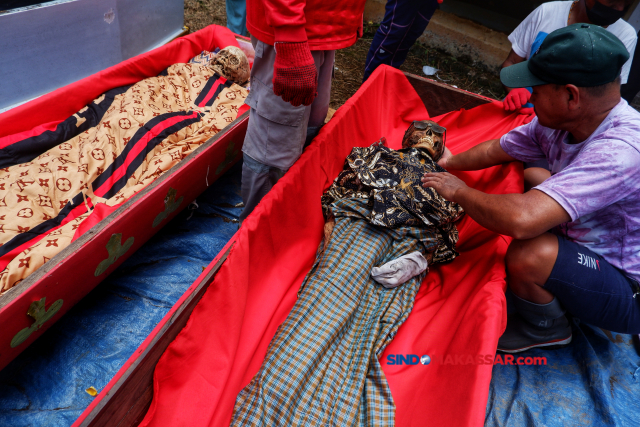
[{"left": 231, "top": 202, "right": 439, "bottom": 426}]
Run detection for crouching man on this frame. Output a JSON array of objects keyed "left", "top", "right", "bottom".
[{"left": 422, "top": 24, "right": 640, "bottom": 353}]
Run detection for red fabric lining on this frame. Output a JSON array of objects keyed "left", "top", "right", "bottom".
[
  {"left": 0, "top": 120, "right": 63, "bottom": 150},
  {"left": 140, "top": 66, "right": 528, "bottom": 427},
  {"left": 237, "top": 103, "right": 250, "bottom": 116},
  {"left": 71, "top": 202, "right": 124, "bottom": 242},
  {"left": 0, "top": 25, "right": 239, "bottom": 141}
]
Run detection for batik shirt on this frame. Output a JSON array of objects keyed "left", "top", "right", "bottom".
[
  {"left": 501, "top": 100, "right": 640, "bottom": 281},
  {"left": 321, "top": 141, "right": 464, "bottom": 263}
]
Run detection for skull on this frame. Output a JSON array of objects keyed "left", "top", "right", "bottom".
[
  {"left": 401, "top": 120, "right": 446, "bottom": 162},
  {"left": 210, "top": 46, "right": 250, "bottom": 85}
]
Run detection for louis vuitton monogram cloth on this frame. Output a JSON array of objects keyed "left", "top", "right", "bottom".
[{"left": 0, "top": 62, "right": 248, "bottom": 294}]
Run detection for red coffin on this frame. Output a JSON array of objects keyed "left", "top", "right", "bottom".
[
  {"left": 0, "top": 25, "right": 251, "bottom": 371},
  {"left": 72, "top": 67, "right": 531, "bottom": 427}
]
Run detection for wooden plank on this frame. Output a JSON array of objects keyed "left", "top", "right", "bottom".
[
  {"left": 116, "top": 384, "right": 153, "bottom": 427},
  {"left": 76, "top": 240, "right": 235, "bottom": 427},
  {"left": 404, "top": 72, "right": 493, "bottom": 117}
]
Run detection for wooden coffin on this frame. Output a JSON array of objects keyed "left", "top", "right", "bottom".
[
  {"left": 71, "top": 71, "right": 493, "bottom": 427},
  {"left": 0, "top": 28, "right": 253, "bottom": 371}
]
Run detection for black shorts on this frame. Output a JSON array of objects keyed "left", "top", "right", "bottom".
[{"left": 544, "top": 235, "right": 640, "bottom": 334}]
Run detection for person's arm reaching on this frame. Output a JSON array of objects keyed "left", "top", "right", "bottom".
[
  {"left": 262, "top": 0, "right": 318, "bottom": 106},
  {"left": 421, "top": 173, "right": 570, "bottom": 239},
  {"left": 438, "top": 138, "right": 517, "bottom": 171}
]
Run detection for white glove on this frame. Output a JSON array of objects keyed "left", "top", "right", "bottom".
[{"left": 371, "top": 251, "right": 428, "bottom": 289}]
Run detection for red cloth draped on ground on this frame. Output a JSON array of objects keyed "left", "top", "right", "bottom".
[
  {"left": 0, "top": 25, "right": 239, "bottom": 143},
  {"left": 140, "top": 66, "right": 528, "bottom": 427}
]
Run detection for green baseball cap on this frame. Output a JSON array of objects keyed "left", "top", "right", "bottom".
[{"left": 501, "top": 23, "right": 630, "bottom": 88}]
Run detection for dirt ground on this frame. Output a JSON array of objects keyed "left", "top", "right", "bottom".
[
  {"left": 184, "top": 0, "right": 507, "bottom": 110},
  {"left": 184, "top": 0, "right": 640, "bottom": 110}
]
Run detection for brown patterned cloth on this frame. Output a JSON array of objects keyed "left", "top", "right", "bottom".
[{"left": 0, "top": 63, "right": 248, "bottom": 294}]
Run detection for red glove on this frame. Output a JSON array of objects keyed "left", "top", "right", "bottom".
[
  {"left": 273, "top": 41, "right": 318, "bottom": 107},
  {"left": 503, "top": 88, "right": 532, "bottom": 112}
]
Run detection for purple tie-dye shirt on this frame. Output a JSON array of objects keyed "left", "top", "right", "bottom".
[{"left": 500, "top": 100, "right": 640, "bottom": 282}]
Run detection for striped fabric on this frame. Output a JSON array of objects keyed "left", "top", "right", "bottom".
[{"left": 231, "top": 200, "right": 440, "bottom": 426}]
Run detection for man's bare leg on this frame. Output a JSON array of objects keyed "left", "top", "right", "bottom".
[
  {"left": 505, "top": 232, "right": 558, "bottom": 303},
  {"left": 498, "top": 232, "right": 572, "bottom": 352}
]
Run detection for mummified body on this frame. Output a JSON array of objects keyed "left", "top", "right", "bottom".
[
  {"left": 0, "top": 49, "right": 249, "bottom": 294},
  {"left": 231, "top": 121, "right": 464, "bottom": 426}
]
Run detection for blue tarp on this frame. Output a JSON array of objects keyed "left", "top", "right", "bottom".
[
  {"left": 0, "top": 163, "right": 243, "bottom": 427},
  {"left": 1, "top": 161, "right": 639, "bottom": 426},
  {"left": 486, "top": 293, "right": 640, "bottom": 426}
]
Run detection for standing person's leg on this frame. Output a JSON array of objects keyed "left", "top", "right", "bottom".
[
  {"left": 240, "top": 39, "right": 334, "bottom": 221},
  {"left": 363, "top": 0, "right": 439, "bottom": 82},
  {"left": 305, "top": 50, "right": 335, "bottom": 147},
  {"left": 239, "top": 156, "right": 285, "bottom": 223},
  {"left": 225, "top": 0, "right": 248, "bottom": 36},
  {"left": 621, "top": 29, "right": 640, "bottom": 104}
]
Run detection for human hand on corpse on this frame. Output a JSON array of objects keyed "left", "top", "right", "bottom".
[
  {"left": 273, "top": 41, "right": 318, "bottom": 106},
  {"left": 421, "top": 171, "right": 468, "bottom": 202},
  {"left": 503, "top": 88, "right": 532, "bottom": 112},
  {"left": 437, "top": 146, "right": 453, "bottom": 168}
]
